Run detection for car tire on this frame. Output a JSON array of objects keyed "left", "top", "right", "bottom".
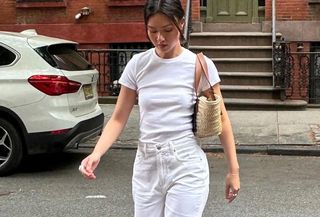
[{"left": 0, "top": 118, "right": 23, "bottom": 176}]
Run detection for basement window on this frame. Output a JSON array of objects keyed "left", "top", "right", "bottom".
[{"left": 16, "top": 0, "right": 67, "bottom": 8}]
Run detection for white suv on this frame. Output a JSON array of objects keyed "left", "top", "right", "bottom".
[{"left": 0, "top": 30, "right": 104, "bottom": 175}]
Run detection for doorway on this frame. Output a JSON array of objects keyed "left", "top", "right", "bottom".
[{"left": 205, "top": 0, "right": 259, "bottom": 23}]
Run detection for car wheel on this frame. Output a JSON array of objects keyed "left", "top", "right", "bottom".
[{"left": 0, "top": 118, "right": 23, "bottom": 176}]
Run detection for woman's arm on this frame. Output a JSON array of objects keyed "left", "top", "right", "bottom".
[
  {"left": 91, "top": 86, "right": 137, "bottom": 157},
  {"left": 80, "top": 85, "right": 137, "bottom": 179},
  {"left": 204, "top": 83, "right": 240, "bottom": 202},
  {"left": 213, "top": 85, "right": 239, "bottom": 174}
]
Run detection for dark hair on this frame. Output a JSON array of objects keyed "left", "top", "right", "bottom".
[{"left": 144, "top": 0, "right": 185, "bottom": 42}]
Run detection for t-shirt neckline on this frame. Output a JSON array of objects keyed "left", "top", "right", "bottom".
[{"left": 152, "top": 47, "right": 186, "bottom": 63}]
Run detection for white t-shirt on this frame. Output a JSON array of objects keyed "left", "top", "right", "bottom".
[{"left": 119, "top": 48, "right": 220, "bottom": 144}]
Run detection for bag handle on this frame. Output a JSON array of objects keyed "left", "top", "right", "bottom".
[{"left": 195, "top": 52, "right": 216, "bottom": 100}]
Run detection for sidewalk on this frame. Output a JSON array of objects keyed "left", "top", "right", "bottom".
[{"left": 89, "top": 104, "right": 320, "bottom": 156}]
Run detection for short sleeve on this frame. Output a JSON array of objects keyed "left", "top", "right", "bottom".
[
  {"left": 119, "top": 54, "right": 138, "bottom": 91},
  {"left": 200, "top": 55, "right": 221, "bottom": 91}
]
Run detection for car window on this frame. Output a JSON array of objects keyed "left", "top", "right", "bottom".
[
  {"left": 35, "top": 44, "right": 94, "bottom": 71},
  {"left": 0, "top": 45, "right": 16, "bottom": 66}
]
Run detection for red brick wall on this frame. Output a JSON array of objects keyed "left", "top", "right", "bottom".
[
  {"left": 1, "top": 0, "right": 16, "bottom": 24},
  {"left": 0, "top": 0, "right": 200, "bottom": 44},
  {"left": 182, "top": 0, "right": 200, "bottom": 21},
  {"left": 265, "top": 0, "right": 316, "bottom": 21}
]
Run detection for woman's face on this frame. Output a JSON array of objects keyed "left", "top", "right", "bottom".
[{"left": 147, "top": 12, "right": 183, "bottom": 58}]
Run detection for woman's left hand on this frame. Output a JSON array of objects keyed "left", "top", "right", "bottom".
[{"left": 225, "top": 173, "right": 240, "bottom": 203}]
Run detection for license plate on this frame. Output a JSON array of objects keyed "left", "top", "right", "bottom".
[{"left": 83, "top": 84, "right": 93, "bottom": 100}]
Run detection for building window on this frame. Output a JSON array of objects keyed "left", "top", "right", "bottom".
[
  {"left": 309, "top": 0, "right": 320, "bottom": 4},
  {"left": 17, "top": 0, "right": 63, "bottom": 1},
  {"left": 108, "top": 0, "right": 145, "bottom": 7},
  {"left": 258, "top": 0, "right": 265, "bottom": 6},
  {"left": 16, "top": 0, "right": 67, "bottom": 8}
]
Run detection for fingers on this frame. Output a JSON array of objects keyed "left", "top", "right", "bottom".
[
  {"left": 226, "top": 187, "right": 240, "bottom": 203},
  {"left": 225, "top": 180, "right": 240, "bottom": 203},
  {"left": 225, "top": 172, "right": 240, "bottom": 203},
  {"left": 79, "top": 163, "right": 96, "bottom": 179},
  {"left": 78, "top": 157, "right": 98, "bottom": 180}
]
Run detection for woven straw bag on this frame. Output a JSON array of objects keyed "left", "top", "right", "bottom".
[{"left": 193, "top": 53, "right": 222, "bottom": 138}]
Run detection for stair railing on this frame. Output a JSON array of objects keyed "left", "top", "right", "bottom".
[
  {"left": 183, "top": 0, "right": 192, "bottom": 48},
  {"left": 272, "top": 41, "right": 292, "bottom": 100},
  {"left": 272, "top": 0, "right": 276, "bottom": 43}
]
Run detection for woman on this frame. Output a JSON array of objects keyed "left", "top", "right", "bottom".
[{"left": 79, "top": 0, "right": 240, "bottom": 216}]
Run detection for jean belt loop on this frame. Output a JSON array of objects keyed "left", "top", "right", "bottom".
[
  {"left": 143, "top": 143, "right": 147, "bottom": 158},
  {"left": 168, "top": 141, "right": 175, "bottom": 155}
]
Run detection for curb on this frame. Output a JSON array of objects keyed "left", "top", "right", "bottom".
[
  {"left": 109, "top": 143, "right": 320, "bottom": 157},
  {"left": 201, "top": 144, "right": 320, "bottom": 156},
  {"left": 79, "top": 142, "right": 320, "bottom": 156}
]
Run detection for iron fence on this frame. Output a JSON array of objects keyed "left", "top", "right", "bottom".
[
  {"left": 79, "top": 49, "right": 146, "bottom": 96},
  {"left": 273, "top": 41, "right": 320, "bottom": 103},
  {"left": 310, "top": 50, "right": 320, "bottom": 103}
]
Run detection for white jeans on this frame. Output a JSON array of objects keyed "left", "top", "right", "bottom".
[{"left": 132, "top": 136, "right": 210, "bottom": 217}]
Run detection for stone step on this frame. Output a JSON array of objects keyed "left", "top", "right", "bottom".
[
  {"left": 190, "top": 45, "right": 272, "bottom": 58},
  {"left": 219, "top": 72, "right": 273, "bottom": 86},
  {"left": 201, "top": 23, "right": 263, "bottom": 32},
  {"left": 213, "top": 57, "right": 272, "bottom": 62},
  {"left": 220, "top": 85, "right": 280, "bottom": 99},
  {"left": 224, "top": 98, "right": 307, "bottom": 110},
  {"left": 190, "top": 32, "right": 281, "bottom": 46},
  {"left": 213, "top": 58, "right": 272, "bottom": 72}
]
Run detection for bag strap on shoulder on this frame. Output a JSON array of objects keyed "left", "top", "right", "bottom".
[{"left": 195, "top": 52, "right": 216, "bottom": 100}]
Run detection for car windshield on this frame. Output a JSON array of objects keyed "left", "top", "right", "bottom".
[{"left": 35, "top": 44, "right": 94, "bottom": 71}]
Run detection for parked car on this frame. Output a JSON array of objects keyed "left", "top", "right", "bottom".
[{"left": 0, "top": 29, "right": 104, "bottom": 175}]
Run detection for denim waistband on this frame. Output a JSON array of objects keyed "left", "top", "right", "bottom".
[{"left": 137, "top": 135, "right": 199, "bottom": 154}]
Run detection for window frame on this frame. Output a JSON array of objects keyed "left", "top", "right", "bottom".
[
  {"left": 16, "top": 0, "right": 67, "bottom": 8},
  {"left": 35, "top": 44, "right": 94, "bottom": 71},
  {"left": 108, "top": 0, "right": 145, "bottom": 7},
  {"left": 309, "top": 0, "right": 320, "bottom": 4}
]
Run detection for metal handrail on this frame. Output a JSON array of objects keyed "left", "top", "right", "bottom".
[
  {"left": 272, "top": 0, "right": 276, "bottom": 43},
  {"left": 183, "top": 0, "right": 192, "bottom": 48}
]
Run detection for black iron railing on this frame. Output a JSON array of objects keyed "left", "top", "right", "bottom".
[
  {"left": 273, "top": 41, "right": 320, "bottom": 103},
  {"left": 272, "top": 41, "right": 292, "bottom": 98},
  {"left": 309, "top": 51, "right": 320, "bottom": 103}
]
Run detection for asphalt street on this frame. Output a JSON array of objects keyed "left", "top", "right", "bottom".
[{"left": 0, "top": 149, "right": 319, "bottom": 217}]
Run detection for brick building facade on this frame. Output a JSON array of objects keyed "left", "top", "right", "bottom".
[
  {"left": 1, "top": 0, "right": 320, "bottom": 104},
  {"left": 0, "top": 0, "right": 199, "bottom": 47}
]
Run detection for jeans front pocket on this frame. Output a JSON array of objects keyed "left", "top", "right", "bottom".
[{"left": 171, "top": 139, "right": 204, "bottom": 163}]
